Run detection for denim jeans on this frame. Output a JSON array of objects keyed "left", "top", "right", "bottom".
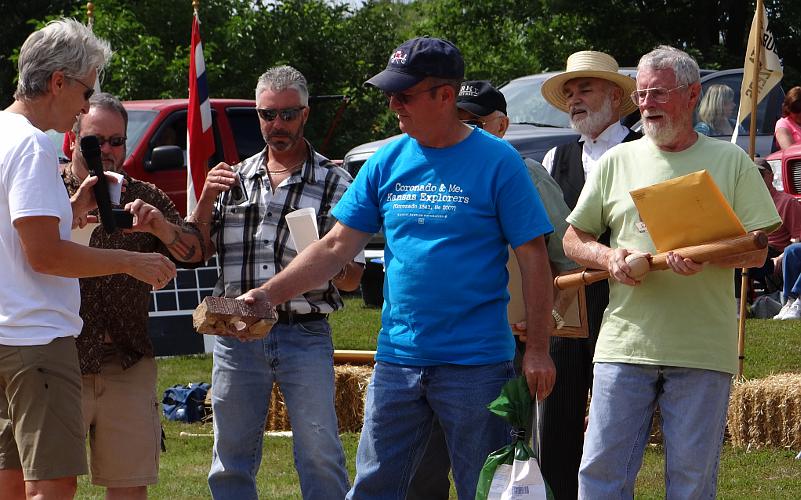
[
  {"left": 579, "top": 362, "right": 732, "bottom": 500},
  {"left": 347, "top": 360, "right": 515, "bottom": 500},
  {"left": 783, "top": 242, "right": 801, "bottom": 299},
  {"left": 208, "top": 319, "right": 349, "bottom": 500}
]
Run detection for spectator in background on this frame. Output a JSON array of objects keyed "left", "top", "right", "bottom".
[
  {"left": 63, "top": 92, "right": 203, "bottom": 500},
  {"left": 775, "top": 86, "right": 801, "bottom": 149},
  {"left": 694, "top": 84, "right": 741, "bottom": 136},
  {"left": 0, "top": 18, "right": 175, "bottom": 499}
]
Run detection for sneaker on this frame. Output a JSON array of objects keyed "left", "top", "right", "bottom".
[
  {"left": 782, "top": 298, "right": 801, "bottom": 320},
  {"left": 773, "top": 298, "right": 797, "bottom": 320}
]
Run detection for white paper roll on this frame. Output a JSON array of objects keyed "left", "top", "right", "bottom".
[{"left": 285, "top": 207, "right": 319, "bottom": 253}]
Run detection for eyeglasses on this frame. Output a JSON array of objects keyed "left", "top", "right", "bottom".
[
  {"left": 256, "top": 106, "right": 306, "bottom": 122},
  {"left": 461, "top": 115, "right": 501, "bottom": 130},
  {"left": 69, "top": 77, "right": 95, "bottom": 101},
  {"left": 81, "top": 134, "right": 126, "bottom": 147},
  {"left": 384, "top": 84, "right": 448, "bottom": 105},
  {"left": 630, "top": 84, "right": 688, "bottom": 105}
]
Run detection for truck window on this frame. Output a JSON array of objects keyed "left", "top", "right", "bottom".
[
  {"left": 147, "top": 110, "right": 224, "bottom": 169},
  {"left": 226, "top": 107, "right": 264, "bottom": 159},
  {"left": 695, "top": 73, "right": 783, "bottom": 136},
  {"left": 126, "top": 110, "right": 158, "bottom": 160}
]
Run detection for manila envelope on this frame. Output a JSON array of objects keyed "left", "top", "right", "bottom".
[
  {"left": 507, "top": 250, "right": 588, "bottom": 339},
  {"left": 629, "top": 170, "right": 746, "bottom": 253}
]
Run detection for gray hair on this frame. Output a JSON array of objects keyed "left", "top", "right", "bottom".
[
  {"left": 15, "top": 18, "right": 112, "bottom": 100},
  {"left": 255, "top": 66, "right": 309, "bottom": 105},
  {"left": 75, "top": 92, "right": 128, "bottom": 133},
  {"left": 637, "top": 45, "right": 700, "bottom": 87}
]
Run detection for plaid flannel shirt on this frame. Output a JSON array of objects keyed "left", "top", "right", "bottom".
[{"left": 210, "top": 141, "right": 353, "bottom": 314}]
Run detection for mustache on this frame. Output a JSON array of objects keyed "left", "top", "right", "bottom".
[{"left": 569, "top": 106, "right": 588, "bottom": 117}]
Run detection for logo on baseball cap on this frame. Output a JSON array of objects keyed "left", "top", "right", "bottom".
[
  {"left": 457, "top": 80, "right": 507, "bottom": 117},
  {"left": 365, "top": 37, "right": 464, "bottom": 93}
]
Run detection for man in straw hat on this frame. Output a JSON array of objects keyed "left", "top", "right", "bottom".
[
  {"left": 539, "top": 50, "right": 640, "bottom": 499},
  {"left": 237, "top": 37, "right": 557, "bottom": 498},
  {"left": 562, "top": 45, "right": 779, "bottom": 498}
]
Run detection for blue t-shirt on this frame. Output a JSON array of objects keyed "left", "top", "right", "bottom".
[{"left": 332, "top": 128, "right": 553, "bottom": 365}]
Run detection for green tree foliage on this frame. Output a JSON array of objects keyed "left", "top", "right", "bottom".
[{"left": 2, "top": 0, "right": 798, "bottom": 156}]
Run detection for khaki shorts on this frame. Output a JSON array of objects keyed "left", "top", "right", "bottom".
[
  {"left": 0, "top": 336, "right": 88, "bottom": 480},
  {"left": 82, "top": 353, "right": 160, "bottom": 487}
]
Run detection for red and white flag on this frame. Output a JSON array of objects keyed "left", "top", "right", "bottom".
[{"left": 186, "top": 12, "right": 215, "bottom": 214}]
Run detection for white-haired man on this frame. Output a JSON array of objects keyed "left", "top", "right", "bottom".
[
  {"left": 1, "top": 19, "right": 175, "bottom": 499},
  {"left": 539, "top": 50, "right": 640, "bottom": 499},
  {"left": 562, "top": 45, "right": 780, "bottom": 498}
]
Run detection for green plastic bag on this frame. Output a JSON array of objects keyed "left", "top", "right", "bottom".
[{"left": 475, "top": 376, "right": 554, "bottom": 500}]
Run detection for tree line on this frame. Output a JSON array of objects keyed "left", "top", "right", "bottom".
[{"left": 2, "top": 0, "right": 799, "bottom": 158}]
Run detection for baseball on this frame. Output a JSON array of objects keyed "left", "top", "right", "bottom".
[{"left": 625, "top": 252, "right": 650, "bottom": 280}]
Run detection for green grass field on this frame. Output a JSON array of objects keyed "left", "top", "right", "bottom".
[{"left": 74, "top": 298, "right": 801, "bottom": 498}]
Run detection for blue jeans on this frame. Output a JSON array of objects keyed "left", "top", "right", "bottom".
[
  {"left": 208, "top": 319, "right": 349, "bottom": 500},
  {"left": 347, "top": 360, "right": 515, "bottom": 500},
  {"left": 579, "top": 363, "right": 732, "bottom": 500},
  {"left": 783, "top": 242, "right": 801, "bottom": 299}
]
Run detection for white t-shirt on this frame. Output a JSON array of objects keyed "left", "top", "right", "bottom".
[{"left": 0, "top": 111, "right": 82, "bottom": 345}]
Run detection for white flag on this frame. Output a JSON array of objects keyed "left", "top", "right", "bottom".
[{"left": 732, "top": 1, "right": 783, "bottom": 143}]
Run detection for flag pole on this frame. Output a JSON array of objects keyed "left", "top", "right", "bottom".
[
  {"left": 737, "top": 0, "right": 764, "bottom": 379},
  {"left": 86, "top": 2, "right": 94, "bottom": 29}
]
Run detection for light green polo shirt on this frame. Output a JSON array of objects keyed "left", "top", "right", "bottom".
[{"left": 567, "top": 134, "right": 780, "bottom": 374}]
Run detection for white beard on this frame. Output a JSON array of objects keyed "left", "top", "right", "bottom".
[
  {"left": 570, "top": 97, "right": 614, "bottom": 137},
  {"left": 642, "top": 111, "right": 683, "bottom": 146}
]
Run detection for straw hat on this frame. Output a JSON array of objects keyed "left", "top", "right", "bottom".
[{"left": 541, "top": 51, "right": 638, "bottom": 115}]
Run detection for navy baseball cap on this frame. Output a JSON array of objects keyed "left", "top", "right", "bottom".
[
  {"left": 365, "top": 37, "right": 464, "bottom": 92},
  {"left": 457, "top": 80, "right": 507, "bottom": 116}
]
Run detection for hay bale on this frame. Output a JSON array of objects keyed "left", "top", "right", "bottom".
[
  {"left": 728, "top": 373, "right": 801, "bottom": 449},
  {"left": 266, "top": 364, "right": 373, "bottom": 433}
]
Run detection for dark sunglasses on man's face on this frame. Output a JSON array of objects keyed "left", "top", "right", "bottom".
[
  {"left": 81, "top": 135, "right": 126, "bottom": 147},
  {"left": 256, "top": 106, "right": 306, "bottom": 122},
  {"left": 461, "top": 119, "right": 485, "bottom": 129}
]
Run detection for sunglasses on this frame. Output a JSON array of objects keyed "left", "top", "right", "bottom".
[
  {"left": 460, "top": 115, "right": 501, "bottom": 130},
  {"left": 70, "top": 77, "right": 95, "bottom": 101},
  {"left": 81, "top": 134, "right": 126, "bottom": 147},
  {"left": 384, "top": 84, "right": 448, "bottom": 105},
  {"left": 256, "top": 106, "right": 306, "bottom": 122}
]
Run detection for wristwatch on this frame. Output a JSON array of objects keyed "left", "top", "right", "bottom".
[{"left": 551, "top": 309, "right": 565, "bottom": 330}]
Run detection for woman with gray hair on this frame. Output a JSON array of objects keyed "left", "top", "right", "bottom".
[{"left": 1, "top": 19, "right": 176, "bottom": 499}]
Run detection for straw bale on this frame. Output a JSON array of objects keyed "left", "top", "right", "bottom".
[
  {"left": 728, "top": 373, "right": 801, "bottom": 449},
  {"left": 265, "top": 364, "right": 373, "bottom": 432}
]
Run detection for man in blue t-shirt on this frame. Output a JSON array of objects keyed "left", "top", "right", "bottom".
[{"left": 240, "top": 37, "right": 556, "bottom": 499}]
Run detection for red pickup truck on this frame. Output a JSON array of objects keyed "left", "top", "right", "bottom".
[{"left": 118, "top": 98, "right": 262, "bottom": 215}]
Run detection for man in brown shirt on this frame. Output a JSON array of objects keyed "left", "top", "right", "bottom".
[{"left": 63, "top": 93, "right": 202, "bottom": 500}]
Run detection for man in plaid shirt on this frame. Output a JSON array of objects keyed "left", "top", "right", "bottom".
[{"left": 188, "top": 66, "right": 363, "bottom": 500}]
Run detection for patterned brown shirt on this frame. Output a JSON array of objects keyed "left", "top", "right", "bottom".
[{"left": 63, "top": 166, "right": 184, "bottom": 374}]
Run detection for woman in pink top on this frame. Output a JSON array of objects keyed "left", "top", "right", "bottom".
[{"left": 775, "top": 86, "right": 801, "bottom": 149}]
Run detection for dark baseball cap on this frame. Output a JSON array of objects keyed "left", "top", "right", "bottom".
[
  {"left": 457, "top": 80, "right": 507, "bottom": 116},
  {"left": 365, "top": 37, "right": 464, "bottom": 92}
]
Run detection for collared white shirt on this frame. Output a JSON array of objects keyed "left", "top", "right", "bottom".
[{"left": 543, "top": 121, "right": 631, "bottom": 178}]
